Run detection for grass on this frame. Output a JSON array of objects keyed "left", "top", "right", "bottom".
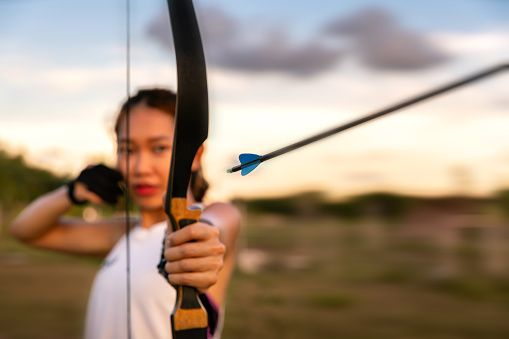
[{"left": 2, "top": 213, "right": 509, "bottom": 338}]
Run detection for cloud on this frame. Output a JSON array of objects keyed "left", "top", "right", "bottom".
[
  {"left": 323, "top": 7, "right": 451, "bottom": 70},
  {"left": 146, "top": 6, "right": 342, "bottom": 77},
  {"left": 147, "top": 6, "right": 451, "bottom": 76}
]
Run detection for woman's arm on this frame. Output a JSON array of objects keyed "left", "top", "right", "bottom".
[{"left": 10, "top": 184, "right": 126, "bottom": 257}]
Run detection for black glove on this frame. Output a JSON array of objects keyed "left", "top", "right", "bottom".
[{"left": 67, "top": 164, "right": 124, "bottom": 205}]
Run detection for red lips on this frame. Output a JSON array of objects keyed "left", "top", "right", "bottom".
[{"left": 135, "top": 185, "right": 158, "bottom": 196}]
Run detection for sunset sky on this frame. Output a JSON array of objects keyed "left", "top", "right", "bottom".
[{"left": 0, "top": 0, "right": 508, "bottom": 201}]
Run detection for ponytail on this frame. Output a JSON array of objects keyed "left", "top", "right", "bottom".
[{"left": 190, "top": 167, "right": 209, "bottom": 202}]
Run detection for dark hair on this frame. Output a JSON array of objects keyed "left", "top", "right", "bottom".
[{"left": 115, "top": 88, "right": 209, "bottom": 202}]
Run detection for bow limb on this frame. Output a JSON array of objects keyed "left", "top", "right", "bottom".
[{"left": 162, "top": 0, "right": 209, "bottom": 338}]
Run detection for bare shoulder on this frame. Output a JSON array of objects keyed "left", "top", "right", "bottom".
[
  {"left": 201, "top": 202, "right": 241, "bottom": 250},
  {"left": 202, "top": 202, "right": 241, "bottom": 230}
]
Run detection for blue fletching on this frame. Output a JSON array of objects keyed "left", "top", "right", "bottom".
[{"left": 239, "top": 153, "right": 261, "bottom": 176}]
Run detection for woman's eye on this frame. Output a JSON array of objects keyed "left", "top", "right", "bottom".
[
  {"left": 154, "top": 145, "right": 169, "bottom": 153},
  {"left": 118, "top": 145, "right": 134, "bottom": 154}
]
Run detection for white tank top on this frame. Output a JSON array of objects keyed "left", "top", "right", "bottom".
[{"left": 84, "top": 221, "right": 175, "bottom": 339}]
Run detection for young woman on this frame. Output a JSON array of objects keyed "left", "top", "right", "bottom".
[{"left": 10, "top": 88, "right": 240, "bottom": 339}]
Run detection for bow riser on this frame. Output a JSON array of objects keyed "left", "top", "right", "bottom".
[{"left": 169, "top": 198, "right": 207, "bottom": 336}]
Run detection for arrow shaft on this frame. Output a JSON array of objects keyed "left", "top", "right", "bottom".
[{"left": 230, "top": 63, "right": 508, "bottom": 173}]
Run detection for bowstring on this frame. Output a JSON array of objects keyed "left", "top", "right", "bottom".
[{"left": 125, "top": 0, "right": 132, "bottom": 338}]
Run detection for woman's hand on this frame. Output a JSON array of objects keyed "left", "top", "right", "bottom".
[
  {"left": 73, "top": 181, "right": 105, "bottom": 204},
  {"left": 69, "top": 164, "right": 124, "bottom": 205},
  {"left": 163, "top": 221, "right": 226, "bottom": 294}
]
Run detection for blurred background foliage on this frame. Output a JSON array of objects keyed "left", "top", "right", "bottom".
[
  {"left": 0, "top": 148, "right": 69, "bottom": 209},
  {"left": 2, "top": 148, "right": 509, "bottom": 338}
]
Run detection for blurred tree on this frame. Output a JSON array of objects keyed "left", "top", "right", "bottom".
[
  {"left": 0, "top": 148, "right": 69, "bottom": 210},
  {"left": 322, "top": 193, "right": 413, "bottom": 224},
  {"left": 495, "top": 189, "right": 509, "bottom": 221}
]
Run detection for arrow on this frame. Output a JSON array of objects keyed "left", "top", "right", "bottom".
[{"left": 227, "top": 63, "right": 508, "bottom": 176}]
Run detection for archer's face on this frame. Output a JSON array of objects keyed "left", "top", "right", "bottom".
[{"left": 116, "top": 104, "right": 174, "bottom": 212}]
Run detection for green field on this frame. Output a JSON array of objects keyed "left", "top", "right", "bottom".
[{"left": 2, "top": 212, "right": 509, "bottom": 339}]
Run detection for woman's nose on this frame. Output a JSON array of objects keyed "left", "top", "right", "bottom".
[{"left": 133, "top": 151, "right": 152, "bottom": 175}]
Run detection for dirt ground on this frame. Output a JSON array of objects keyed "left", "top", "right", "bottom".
[{"left": 2, "top": 213, "right": 509, "bottom": 338}]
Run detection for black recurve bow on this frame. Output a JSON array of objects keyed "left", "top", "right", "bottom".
[{"left": 158, "top": 0, "right": 209, "bottom": 338}]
